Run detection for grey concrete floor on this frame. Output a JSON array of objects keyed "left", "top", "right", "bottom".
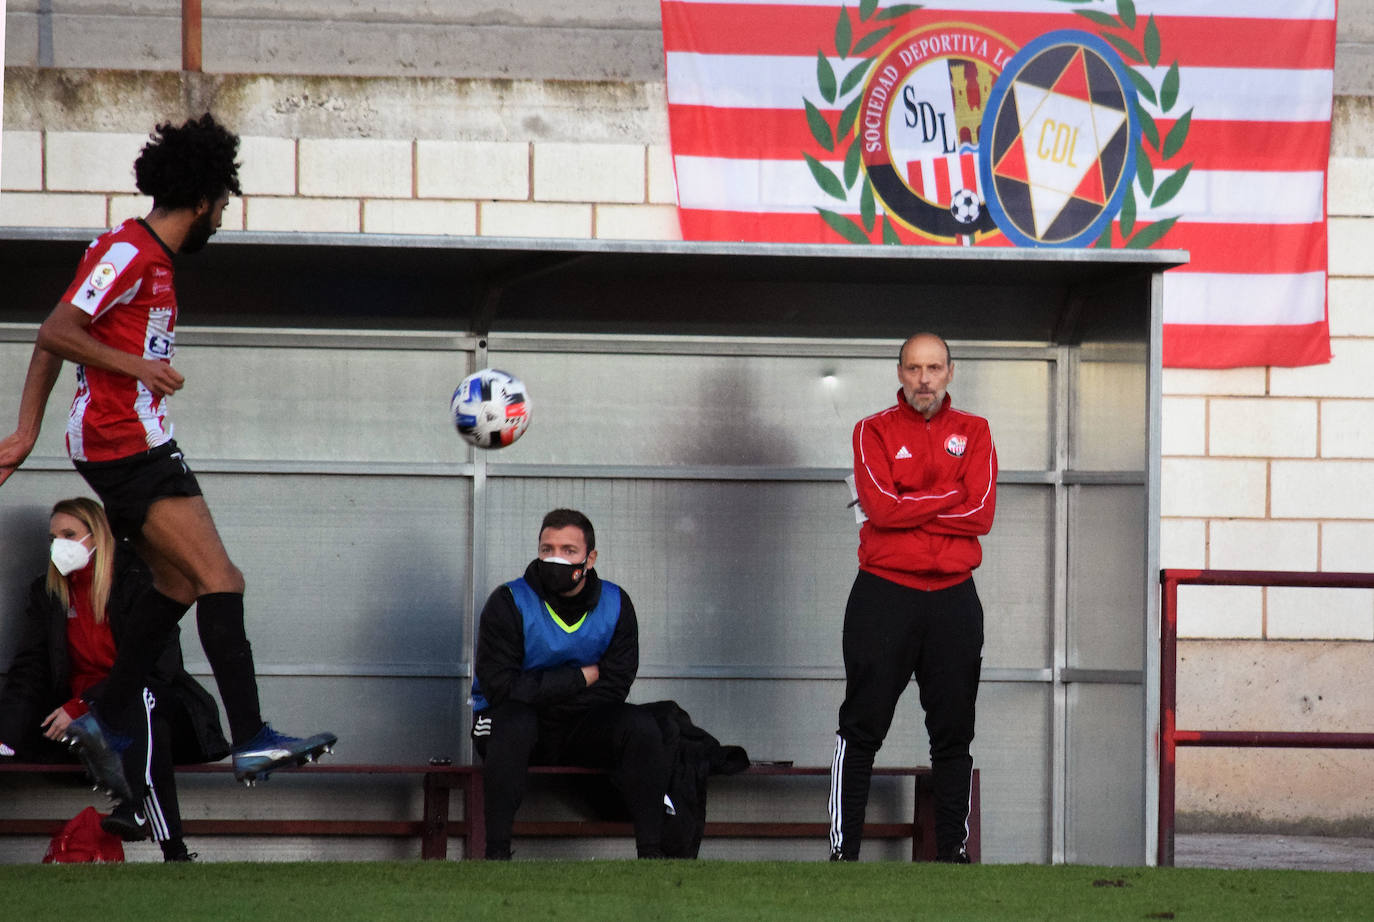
[{"left": 1175, "top": 833, "right": 1374, "bottom": 871}]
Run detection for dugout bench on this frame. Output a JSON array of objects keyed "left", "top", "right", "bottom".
[{"left": 0, "top": 761, "right": 979, "bottom": 861}]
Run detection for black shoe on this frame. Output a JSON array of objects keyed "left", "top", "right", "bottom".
[
  {"left": 162, "top": 839, "right": 197, "bottom": 862},
  {"left": 63, "top": 711, "right": 134, "bottom": 803},
  {"left": 485, "top": 839, "right": 512, "bottom": 861},
  {"left": 935, "top": 846, "right": 971, "bottom": 864},
  {"left": 101, "top": 802, "right": 149, "bottom": 841},
  {"left": 829, "top": 850, "right": 857, "bottom": 862}
]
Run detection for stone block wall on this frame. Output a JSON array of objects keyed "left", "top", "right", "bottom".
[{"left": 0, "top": 75, "right": 680, "bottom": 241}]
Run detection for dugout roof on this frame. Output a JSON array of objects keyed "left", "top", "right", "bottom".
[{"left": 0, "top": 230, "right": 1185, "bottom": 344}]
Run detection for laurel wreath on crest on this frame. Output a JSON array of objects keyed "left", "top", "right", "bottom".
[
  {"left": 1054, "top": 0, "right": 1191, "bottom": 248},
  {"left": 803, "top": 0, "right": 1191, "bottom": 249},
  {"left": 803, "top": 1, "right": 922, "bottom": 244}
]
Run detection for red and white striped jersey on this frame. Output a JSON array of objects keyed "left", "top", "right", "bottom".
[{"left": 59, "top": 220, "right": 178, "bottom": 462}]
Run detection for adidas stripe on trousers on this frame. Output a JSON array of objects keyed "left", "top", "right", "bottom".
[
  {"left": 830, "top": 570, "right": 983, "bottom": 859},
  {"left": 104, "top": 683, "right": 180, "bottom": 842}
]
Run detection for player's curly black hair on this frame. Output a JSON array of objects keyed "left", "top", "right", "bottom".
[{"left": 133, "top": 112, "right": 242, "bottom": 210}]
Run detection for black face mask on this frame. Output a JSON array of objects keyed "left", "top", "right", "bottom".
[{"left": 536, "top": 557, "right": 587, "bottom": 595}]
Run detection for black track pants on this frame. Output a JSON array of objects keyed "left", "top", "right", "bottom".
[
  {"left": 830, "top": 570, "right": 983, "bottom": 859},
  {"left": 472, "top": 700, "right": 669, "bottom": 858},
  {"left": 121, "top": 686, "right": 183, "bottom": 842}
]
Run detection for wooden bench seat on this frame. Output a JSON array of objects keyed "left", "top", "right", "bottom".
[{"left": 0, "top": 761, "right": 979, "bottom": 861}]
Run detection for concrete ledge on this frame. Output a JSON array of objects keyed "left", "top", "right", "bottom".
[
  {"left": 3, "top": 3, "right": 666, "bottom": 81},
  {"left": 2, "top": 69, "right": 670, "bottom": 145}
]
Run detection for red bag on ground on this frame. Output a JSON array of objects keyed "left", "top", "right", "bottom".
[{"left": 42, "top": 807, "right": 125, "bottom": 863}]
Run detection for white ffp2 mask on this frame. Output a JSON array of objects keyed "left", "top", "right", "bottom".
[{"left": 51, "top": 537, "right": 93, "bottom": 576}]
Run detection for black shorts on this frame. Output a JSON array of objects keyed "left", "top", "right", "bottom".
[{"left": 73, "top": 440, "right": 203, "bottom": 540}]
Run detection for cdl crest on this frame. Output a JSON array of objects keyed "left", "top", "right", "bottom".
[{"left": 978, "top": 30, "right": 1141, "bottom": 247}]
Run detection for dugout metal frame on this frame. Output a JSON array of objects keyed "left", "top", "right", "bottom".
[{"left": 0, "top": 229, "right": 1183, "bottom": 864}]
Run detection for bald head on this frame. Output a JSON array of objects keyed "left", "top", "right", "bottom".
[
  {"left": 897, "top": 333, "right": 954, "bottom": 419},
  {"left": 899, "top": 333, "right": 950, "bottom": 367}
]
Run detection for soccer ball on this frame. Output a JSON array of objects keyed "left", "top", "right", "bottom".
[
  {"left": 450, "top": 368, "right": 531, "bottom": 448},
  {"left": 950, "top": 188, "right": 980, "bottom": 225}
]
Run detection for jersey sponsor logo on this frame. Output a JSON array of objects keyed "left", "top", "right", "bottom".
[
  {"left": 945, "top": 434, "right": 967, "bottom": 457},
  {"left": 151, "top": 265, "right": 173, "bottom": 296},
  {"left": 143, "top": 307, "right": 175, "bottom": 360},
  {"left": 894, "top": 445, "right": 913, "bottom": 460},
  {"left": 147, "top": 334, "right": 173, "bottom": 358}
]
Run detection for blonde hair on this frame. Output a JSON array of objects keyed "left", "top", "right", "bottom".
[{"left": 46, "top": 497, "right": 116, "bottom": 624}]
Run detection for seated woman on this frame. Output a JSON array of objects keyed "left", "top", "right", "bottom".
[{"left": 0, "top": 497, "right": 228, "bottom": 862}]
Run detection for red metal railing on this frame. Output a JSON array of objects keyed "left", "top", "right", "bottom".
[{"left": 1158, "top": 568, "right": 1374, "bottom": 866}]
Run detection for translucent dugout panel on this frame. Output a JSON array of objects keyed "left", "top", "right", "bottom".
[
  {"left": 1070, "top": 351, "right": 1148, "bottom": 472},
  {"left": 976, "top": 682, "right": 1054, "bottom": 864},
  {"left": 1066, "top": 486, "right": 1146, "bottom": 672},
  {"left": 250, "top": 676, "right": 469, "bottom": 765},
  {"left": 195, "top": 473, "right": 469, "bottom": 671},
  {"left": 171, "top": 341, "right": 468, "bottom": 463},
  {"left": 0, "top": 341, "right": 80, "bottom": 462},
  {"left": 1065, "top": 682, "right": 1145, "bottom": 864},
  {"left": 978, "top": 485, "right": 1055, "bottom": 670},
  {"left": 953, "top": 359, "right": 1055, "bottom": 473},
  {"left": 482, "top": 477, "right": 856, "bottom": 671},
  {"left": 487, "top": 349, "right": 1053, "bottom": 472}
]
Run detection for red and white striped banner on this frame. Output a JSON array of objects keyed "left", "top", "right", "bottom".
[{"left": 662, "top": 0, "right": 1336, "bottom": 368}]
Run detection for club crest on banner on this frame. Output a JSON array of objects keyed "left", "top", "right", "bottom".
[
  {"left": 858, "top": 23, "right": 1017, "bottom": 243},
  {"left": 979, "top": 30, "right": 1140, "bottom": 247},
  {"left": 803, "top": 1, "right": 1192, "bottom": 251}
]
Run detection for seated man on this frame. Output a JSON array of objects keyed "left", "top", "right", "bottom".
[{"left": 470, "top": 508, "right": 669, "bottom": 859}]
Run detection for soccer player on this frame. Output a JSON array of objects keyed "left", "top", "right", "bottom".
[
  {"left": 829, "top": 332, "right": 997, "bottom": 863},
  {"left": 0, "top": 113, "right": 335, "bottom": 801}
]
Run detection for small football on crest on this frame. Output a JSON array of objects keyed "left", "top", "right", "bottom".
[
  {"left": 950, "top": 188, "right": 980, "bottom": 225},
  {"left": 450, "top": 368, "right": 531, "bottom": 449}
]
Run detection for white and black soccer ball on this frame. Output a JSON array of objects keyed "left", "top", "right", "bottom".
[
  {"left": 451, "top": 368, "right": 531, "bottom": 449},
  {"left": 950, "top": 188, "right": 981, "bottom": 225}
]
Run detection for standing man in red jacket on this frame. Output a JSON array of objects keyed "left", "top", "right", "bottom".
[{"left": 829, "top": 332, "right": 997, "bottom": 863}]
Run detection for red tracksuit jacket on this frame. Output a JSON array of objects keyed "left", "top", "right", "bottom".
[{"left": 852, "top": 390, "right": 998, "bottom": 591}]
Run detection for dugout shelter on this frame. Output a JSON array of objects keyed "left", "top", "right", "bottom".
[{"left": 0, "top": 229, "right": 1183, "bottom": 864}]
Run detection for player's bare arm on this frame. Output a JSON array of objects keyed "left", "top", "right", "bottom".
[
  {"left": 38, "top": 301, "right": 185, "bottom": 398},
  {"left": 0, "top": 344, "right": 66, "bottom": 488}
]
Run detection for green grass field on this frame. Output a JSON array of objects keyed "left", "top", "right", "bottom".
[{"left": 4, "top": 860, "right": 1372, "bottom": 922}]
